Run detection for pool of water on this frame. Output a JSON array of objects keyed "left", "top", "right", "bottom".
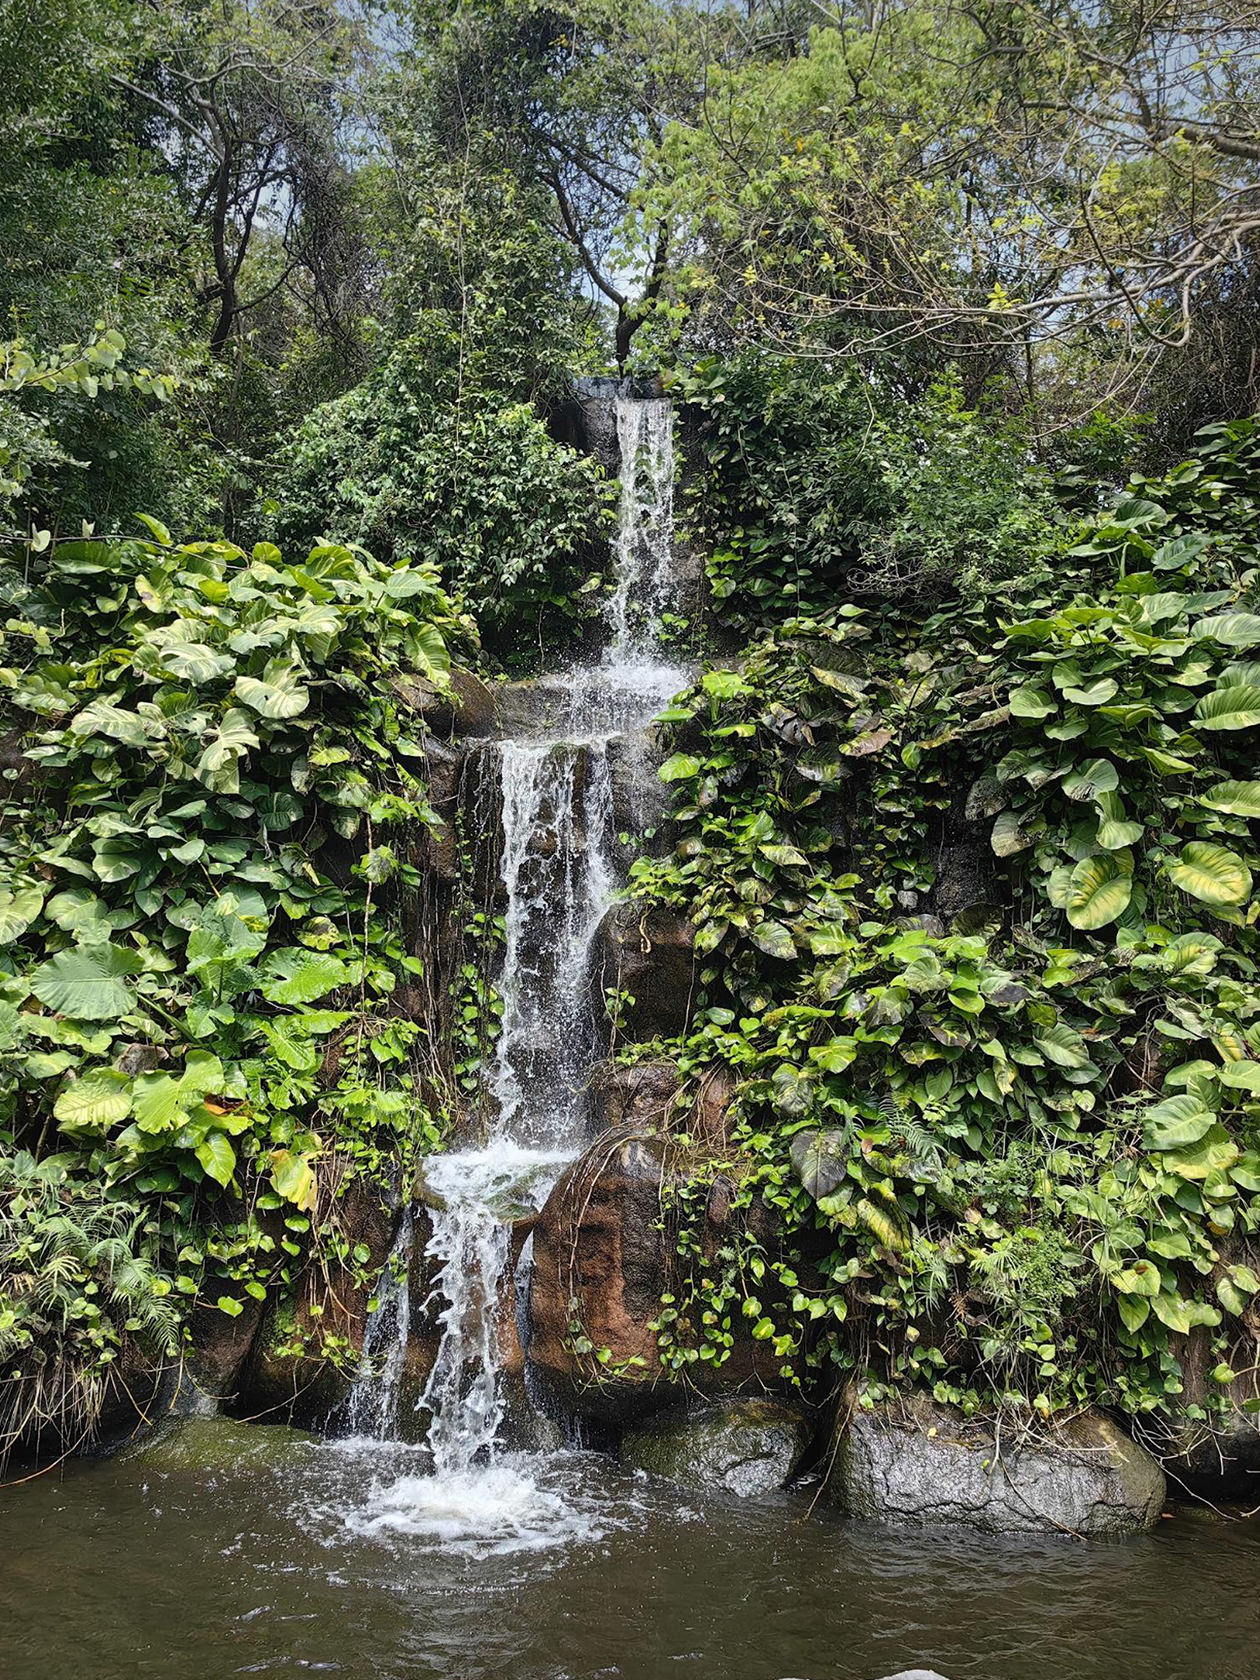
[{"left": 3, "top": 1421, "right": 1258, "bottom": 1680}]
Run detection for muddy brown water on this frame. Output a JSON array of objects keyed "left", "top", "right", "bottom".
[{"left": 2, "top": 1423, "right": 1258, "bottom": 1680}]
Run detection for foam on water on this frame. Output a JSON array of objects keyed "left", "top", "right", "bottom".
[{"left": 341, "top": 1455, "right": 606, "bottom": 1559}]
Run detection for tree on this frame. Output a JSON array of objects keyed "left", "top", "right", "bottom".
[
  {"left": 636, "top": 0, "right": 1260, "bottom": 414},
  {"left": 114, "top": 0, "right": 371, "bottom": 360},
  {"left": 397, "top": 0, "right": 811, "bottom": 365}
]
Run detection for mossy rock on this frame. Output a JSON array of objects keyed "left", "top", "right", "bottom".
[
  {"left": 619, "top": 1397, "right": 812, "bottom": 1496},
  {"left": 123, "top": 1414, "right": 316, "bottom": 1473},
  {"left": 823, "top": 1394, "right": 1165, "bottom": 1538}
]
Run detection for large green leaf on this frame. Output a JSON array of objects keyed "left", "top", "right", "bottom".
[
  {"left": 1166, "top": 841, "right": 1252, "bottom": 906},
  {"left": 132, "top": 1072, "right": 185, "bottom": 1134},
  {"left": 1062, "top": 758, "right": 1119, "bottom": 801},
  {"left": 196, "top": 1130, "right": 237, "bottom": 1187},
  {"left": 659, "top": 752, "right": 700, "bottom": 782},
  {"left": 0, "top": 886, "right": 44, "bottom": 945},
  {"left": 159, "top": 641, "right": 235, "bottom": 683},
  {"left": 1143, "top": 1093, "right": 1216, "bottom": 1150},
  {"left": 69, "top": 700, "right": 153, "bottom": 748},
  {"left": 45, "top": 889, "right": 115, "bottom": 937},
  {"left": 1198, "top": 779, "right": 1260, "bottom": 817},
  {"left": 1066, "top": 852, "right": 1133, "bottom": 929},
  {"left": 1164, "top": 1125, "right": 1240, "bottom": 1181},
  {"left": 1061, "top": 678, "right": 1119, "bottom": 706},
  {"left": 269, "top": 1148, "right": 317, "bottom": 1211},
  {"left": 1094, "top": 792, "right": 1143, "bottom": 849},
  {"left": 1034, "top": 1021, "right": 1091, "bottom": 1068},
  {"left": 234, "top": 660, "right": 310, "bottom": 720},
  {"left": 1195, "top": 685, "right": 1260, "bottom": 731},
  {"left": 991, "top": 808, "right": 1038, "bottom": 856},
  {"left": 30, "top": 942, "right": 143, "bottom": 1019},
  {"left": 54, "top": 1067, "right": 133, "bottom": 1134},
  {"left": 406, "top": 621, "right": 450, "bottom": 679},
  {"left": 1215, "top": 1060, "right": 1260, "bottom": 1094},
  {"left": 751, "top": 920, "right": 797, "bottom": 959},
  {"left": 1192, "top": 612, "right": 1260, "bottom": 648},
  {"left": 1009, "top": 685, "right": 1056, "bottom": 720},
  {"left": 260, "top": 951, "right": 352, "bottom": 1005},
  {"left": 195, "top": 707, "right": 260, "bottom": 792}
]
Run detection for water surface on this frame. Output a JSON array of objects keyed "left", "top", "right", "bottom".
[{"left": 3, "top": 1423, "right": 1258, "bottom": 1680}]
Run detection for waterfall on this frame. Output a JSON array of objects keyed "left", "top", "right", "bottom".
[
  {"left": 606, "top": 394, "right": 677, "bottom": 664},
  {"left": 344, "top": 394, "right": 685, "bottom": 1542},
  {"left": 343, "top": 1209, "right": 413, "bottom": 1440}
]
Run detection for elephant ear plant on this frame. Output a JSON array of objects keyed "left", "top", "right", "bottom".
[
  {"left": 627, "top": 417, "right": 1260, "bottom": 1429},
  {"left": 0, "top": 526, "right": 466, "bottom": 1457}
]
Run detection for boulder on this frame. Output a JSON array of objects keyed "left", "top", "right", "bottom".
[
  {"left": 394, "top": 666, "right": 500, "bottom": 739},
  {"left": 528, "top": 1123, "right": 794, "bottom": 1425},
  {"left": 122, "top": 1414, "right": 315, "bottom": 1472},
  {"left": 187, "top": 1285, "right": 268, "bottom": 1403},
  {"left": 620, "top": 1397, "right": 812, "bottom": 1496},
  {"left": 592, "top": 901, "right": 696, "bottom": 1040},
  {"left": 823, "top": 1395, "right": 1165, "bottom": 1538}
]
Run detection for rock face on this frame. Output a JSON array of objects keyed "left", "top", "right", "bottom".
[
  {"left": 234, "top": 1171, "right": 398, "bottom": 1426},
  {"left": 592, "top": 901, "right": 697, "bottom": 1039},
  {"left": 528, "top": 1123, "right": 791, "bottom": 1425},
  {"left": 927, "top": 795, "right": 1000, "bottom": 925},
  {"left": 620, "top": 1398, "right": 812, "bottom": 1496},
  {"left": 592, "top": 1059, "right": 682, "bottom": 1130},
  {"left": 1139, "top": 1315, "right": 1260, "bottom": 1492},
  {"left": 824, "top": 1397, "right": 1166, "bottom": 1538},
  {"left": 187, "top": 1286, "right": 269, "bottom": 1403},
  {"left": 394, "top": 666, "right": 500, "bottom": 739}
]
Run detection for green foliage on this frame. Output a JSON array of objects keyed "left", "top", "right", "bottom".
[
  {"left": 0, "top": 529, "right": 459, "bottom": 1428},
  {"left": 0, "top": 1149, "right": 180, "bottom": 1455},
  {"left": 676, "top": 356, "right": 1064, "bottom": 625},
  {"left": 0, "top": 332, "right": 181, "bottom": 528},
  {"left": 271, "top": 343, "right": 613, "bottom": 665},
  {"left": 631, "top": 417, "right": 1260, "bottom": 1422}
]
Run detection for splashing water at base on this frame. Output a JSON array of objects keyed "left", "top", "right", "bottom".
[
  {"left": 418, "top": 1143, "right": 573, "bottom": 1477},
  {"left": 340, "top": 1453, "right": 609, "bottom": 1560}
]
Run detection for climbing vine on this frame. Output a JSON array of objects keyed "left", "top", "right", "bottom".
[{"left": 629, "top": 418, "right": 1260, "bottom": 1427}]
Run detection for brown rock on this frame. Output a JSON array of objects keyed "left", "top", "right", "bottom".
[
  {"left": 592, "top": 1060, "right": 682, "bottom": 1129},
  {"left": 394, "top": 666, "right": 500, "bottom": 739},
  {"left": 592, "top": 901, "right": 697, "bottom": 1040},
  {"left": 188, "top": 1286, "right": 268, "bottom": 1403},
  {"left": 528, "top": 1123, "right": 794, "bottom": 1426},
  {"left": 591, "top": 1059, "right": 736, "bottom": 1148}
]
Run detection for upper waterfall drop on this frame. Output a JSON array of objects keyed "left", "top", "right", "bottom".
[{"left": 605, "top": 394, "right": 678, "bottom": 666}]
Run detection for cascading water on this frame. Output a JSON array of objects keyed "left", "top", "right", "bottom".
[{"left": 343, "top": 392, "right": 686, "bottom": 1552}]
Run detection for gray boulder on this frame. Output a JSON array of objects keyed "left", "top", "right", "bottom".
[
  {"left": 620, "top": 1398, "right": 812, "bottom": 1496},
  {"left": 825, "top": 1396, "right": 1165, "bottom": 1538}
]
